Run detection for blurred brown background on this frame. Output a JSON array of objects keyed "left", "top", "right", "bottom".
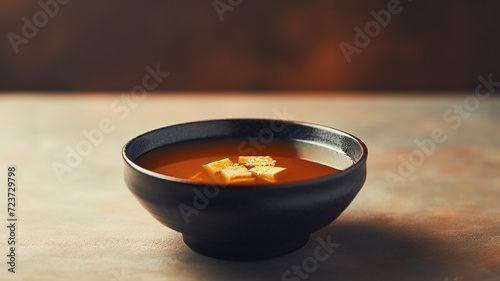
[{"left": 0, "top": 0, "right": 499, "bottom": 92}]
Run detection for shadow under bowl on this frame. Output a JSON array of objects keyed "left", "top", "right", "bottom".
[{"left": 123, "top": 119, "right": 367, "bottom": 260}]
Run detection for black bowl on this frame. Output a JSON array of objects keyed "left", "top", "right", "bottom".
[{"left": 123, "top": 119, "right": 367, "bottom": 260}]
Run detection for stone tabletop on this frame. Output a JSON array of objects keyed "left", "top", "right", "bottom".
[{"left": 0, "top": 93, "right": 499, "bottom": 281}]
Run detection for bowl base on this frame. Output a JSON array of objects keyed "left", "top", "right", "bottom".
[{"left": 183, "top": 234, "right": 310, "bottom": 261}]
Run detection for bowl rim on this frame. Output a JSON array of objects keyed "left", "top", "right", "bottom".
[{"left": 122, "top": 118, "right": 368, "bottom": 189}]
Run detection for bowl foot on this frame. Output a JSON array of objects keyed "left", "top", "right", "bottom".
[{"left": 183, "top": 234, "right": 310, "bottom": 261}]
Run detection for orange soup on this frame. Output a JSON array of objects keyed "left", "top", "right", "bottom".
[{"left": 136, "top": 139, "right": 342, "bottom": 185}]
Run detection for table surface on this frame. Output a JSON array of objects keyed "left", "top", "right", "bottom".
[{"left": 0, "top": 93, "right": 499, "bottom": 281}]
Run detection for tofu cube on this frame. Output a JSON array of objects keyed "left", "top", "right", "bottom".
[
  {"left": 203, "top": 158, "right": 233, "bottom": 173},
  {"left": 221, "top": 165, "right": 254, "bottom": 183},
  {"left": 250, "top": 166, "right": 286, "bottom": 182},
  {"left": 238, "top": 156, "right": 276, "bottom": 167}
]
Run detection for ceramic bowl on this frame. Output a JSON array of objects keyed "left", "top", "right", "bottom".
[{"left": 123, "top": 119, "right": 367, "bottom": 260}]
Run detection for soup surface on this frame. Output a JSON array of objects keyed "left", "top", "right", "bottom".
[{"left": 135, "top": 138, "right": 342, "bottom": 185}]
